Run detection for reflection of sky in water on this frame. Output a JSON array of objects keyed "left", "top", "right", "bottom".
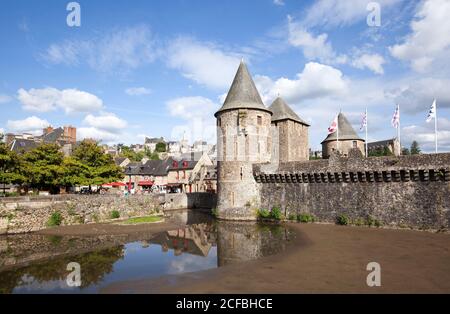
[{"left": 12, "top": 241, "right": 218, "bottom": 294}]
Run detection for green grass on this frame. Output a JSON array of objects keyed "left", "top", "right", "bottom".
[
  {"left": 121, "top": 216, "right": 163, "bottom": 224},
  {"left": 47, "top": 211, "right": 63, "bottom": 227}
]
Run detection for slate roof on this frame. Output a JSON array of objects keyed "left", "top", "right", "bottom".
[
  {"left": 114, "top": 157, "right": 128, "bottom": 166},
  {"left": 368, "top": 139, "right": 396, "bottom": 149},
  {"left": 10, "top": 138, "right": 39, "bottom": 153},
  {"left": 41, "top": 127, "right": 64, "bottom": 143},
  {"left": 269, "top": 97, "right": 310, "bottom": 126},
  {"left": 321, "top": 113, "right": 364, "bottom": 144},
  {"left": 215, "top": 60, "right": 271, "bottom": 116}
]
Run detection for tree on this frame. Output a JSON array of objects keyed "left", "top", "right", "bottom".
[
  {"left": 410, "top": 141, "right": 421, "bottom": 155},
  {"left": 144, "top": 147, "right": 160, "bottom": 160},
  {"left": 155, "top": 142, "right": 166, "bottom": 153},
  {"left": 69, "top": 140, "right": 124, "bottom": 186},
  {"left": 368, "top": 146, "right": 393, "bottom": 157},
  {"left": 402, "top": 147, "right": 410, "bottom": 155},
  {"left": 118, "top": 145, "right": 144, "bottom": 162},
  {"left": 22, "top": 143, "right": 64, "bottom": 193},
  {"left": 0, "top": 141, "right": 26, "bottom": 194}
]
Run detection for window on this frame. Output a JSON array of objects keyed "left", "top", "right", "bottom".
[
  {"left": 217, "top": 118, "right": 221, "bottom": 127},
  {"left": 353, "top": 141, "right": 357, "bottom": 148},
  {"left": 257, "top": 115, "right": 262, "bottom": 126}
]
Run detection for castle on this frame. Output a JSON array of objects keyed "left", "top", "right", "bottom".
[
  {"left": 215, "top": 61, "right": 450, "bottom": 226},
  {"left": 215, "top": 61, "right": 313, "bottom": 220}
]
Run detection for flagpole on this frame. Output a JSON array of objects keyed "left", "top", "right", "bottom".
[
  {"left": 365, "top": 108, "right": 368, "bottom": 157},
  {"left": 434, "top": 99, "right": 438, "bottom": 154},
  {"left": 337, "top": 113, "right": 340, "bottom": 153},
  {"left": 398, "top": 104, "right": 401, "bottom": 155}
]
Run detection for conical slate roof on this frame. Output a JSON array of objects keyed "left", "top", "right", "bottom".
[
  {"left": 269, "top": 97, "right": 310, "bottom": 126},
  {"left": 321, "top": 112, "right": 364, "bottom": 144},
  {"left": 215, "top": 61, "right": 271, "bottom": 117}
]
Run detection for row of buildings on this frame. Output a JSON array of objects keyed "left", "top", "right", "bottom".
[{"left": 112, "top": 152, "right": 217, "bottom": 194}]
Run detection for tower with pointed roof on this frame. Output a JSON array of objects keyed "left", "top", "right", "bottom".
[
  {"left": 321, "top": 112, "right": 365, "bottom": 158},
  {"left": 269, "top": 97, "right": 310, "bottom": 162},
  {"left": 215, "top": 60, "right": 272, "bottom": 220}
]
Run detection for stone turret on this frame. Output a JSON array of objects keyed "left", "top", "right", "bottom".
[
  {"left": 269, "top": 97, "right": 310, "bottom": 162},
  {"left": 321, "top": 112, "right": 365, "bottom": 158},
  {"left": 215, "top": 60, "right": 272, "bottom": 220}
]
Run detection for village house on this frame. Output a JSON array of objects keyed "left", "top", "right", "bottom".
[{"left": 368, "top": 138, "right": 401, "bottom": 156}]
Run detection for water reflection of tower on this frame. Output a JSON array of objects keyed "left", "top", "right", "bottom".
[{"left": 216, "top": 221, "right": 289, "bottom": 267}]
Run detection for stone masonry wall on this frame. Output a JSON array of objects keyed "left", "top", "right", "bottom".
[
  {"left": 254, "top": 152, "right": 450, "bottom": 230},
  {"left": 0, "top": 193, "right": 216, "bottom": 235}
]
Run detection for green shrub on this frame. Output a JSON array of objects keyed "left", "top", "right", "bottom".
[
  {"left": 288, "top": 213, "right": 297, "bottom": 221},
  {"left": 297, "top": 213, "right": 315, "bottom": 223},
  {"left": 257, "top": 208, "right": 271, "bottom": 219},
  {"left": 336, "top": 214, "right": 350, "bottom": 226},
  {"left": 353, "top": 217, "right": 365, "bottom": 226},
  {"left": 47, "top": 211, "right": 63, "bottom": 227},
  {"left": 270, "top": 206, "right": 283, "bottom": 220},
  {"left": 211, "top": 208, "right": 219, "bottom": 218},
  {"left": 110, "top": 210, "right": 120, "bottom": 219}
]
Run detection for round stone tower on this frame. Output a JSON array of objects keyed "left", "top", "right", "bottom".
[{"left": 215, "top": 61, "right": 272, "bottom": 220}]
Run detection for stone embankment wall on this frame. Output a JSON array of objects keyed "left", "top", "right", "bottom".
[
  {"left": 254, "top": 152, "right": 450, "bottom": 230},
  {"left": 0, "top": 193, "right": 216, "bottom": 235}
]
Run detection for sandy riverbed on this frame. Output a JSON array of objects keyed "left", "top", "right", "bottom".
[{"left": 101, "top": 223, "right": 450, "bottom": 293}]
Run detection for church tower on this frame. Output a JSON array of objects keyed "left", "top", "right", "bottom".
[
  {"left": 215, "top": 60, "right": 272, "bottom": 220},
  {"left": 269, "top": 97, "right": 310, "bottom": 162}
]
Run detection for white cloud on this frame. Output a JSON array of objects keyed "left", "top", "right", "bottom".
[
  {"left": 387, "top": 77, "right": 450, "bottom": 114},
  {"left": 125, "top": 87, "right": 152, "bottom": 96},
  {"left": 78, "top": 113, "right": 128, "bottom": 143},
  {"left": 166, "top": 96, "right": 217, "bottom": 119},
  {"left": 351, "top": 53, "right": 385, "bottom": 74},
  {"left": 0, "top": 94, "right": 12, "bottom": 104},
  {"left": 43, "top": 25, "right": 158, "bottom": 73},
  {"left": 389, "top": 0, "right": 450, "bottom": 72},
  {"left": 166, "top": 37, "right": 241, "bottom": 90},
  {"left": 287, "top": 15, "right": 337, "bottom": 62},
  {"left": 6, "top": 116, "right": 50, "bottom": 135},
  {"left": 273, "top": 0, "right": 285, "bottom": 6},
  {"left": 403, "top": 118, "right": 450, "bottom": 152},
  {"left": 254, "top": 62, "right": 349, "bottom": 104},
  {"left": 166, "top": 96, "right": 218, "bottom": 144},
  {"left": 17, "top": 87, "right": 103, "bottom": 114},
  {"left": 303, "top": 0, "right": 400, "bottom": 28},
  {"left": 83, "top": 113, "right": 128, "bottom": 133}
]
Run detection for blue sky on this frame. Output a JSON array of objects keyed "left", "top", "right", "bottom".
[{"left": 0, "top": 0, "right": 449, "bottom": 152}]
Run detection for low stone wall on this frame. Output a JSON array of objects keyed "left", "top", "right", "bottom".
[
  {"left": 0, "top": 193, "right": 216, "bottom": 235},
  {"left": 254, "top": 152, "right": 450, "bottom": 230}
]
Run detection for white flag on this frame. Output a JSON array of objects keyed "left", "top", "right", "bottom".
[
  {"left": 426, "top": 99, "right": 436, "bottom": 123},
  {"left": 391, "top": 105, "right": 400, "bottom": 128},
  {"left": 328, "top": 115, "right": 338, "bottom": 134},
  {"left": 360, "top": 111, "right": 367, "bottom": 131}
]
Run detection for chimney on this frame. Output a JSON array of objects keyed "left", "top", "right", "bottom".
[
  {"left": 43, "top": 126, "right": 54, "bottom": 135},
  {"left": 64, "top": 126, "right": 77, "bottom": 144}
]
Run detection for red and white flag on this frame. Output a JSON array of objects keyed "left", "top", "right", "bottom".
[
  {"left": 391, "top": 104, "right": 400, "bottom": 128},
  {"left": 328, "top": 115, "right": 338, "bottom": 134}
]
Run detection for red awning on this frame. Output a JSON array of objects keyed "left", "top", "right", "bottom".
[
  {"left": 138, "top": 180, "right": 154, "bottom": 186},
  {"left": 102, "top": 182, "right": 126, "bottom": 187}
]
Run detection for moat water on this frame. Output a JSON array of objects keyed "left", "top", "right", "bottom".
[{"left": 0, "top": 210, "right": 294, "bottom": 294}]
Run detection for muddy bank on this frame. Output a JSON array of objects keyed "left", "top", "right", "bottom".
[{"left": 102, "top": 223, "right": 450, "bottom": 293}]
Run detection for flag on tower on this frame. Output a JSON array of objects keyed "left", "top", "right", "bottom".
[
  {"left": 426, "top": 99, "right": 436, "bottom": 122},
  {"left": 328, "top": 115, "right": 338, "bottom": 134},
  {"left": 360, "top": 111, "right": 367, "bottom": 131},
  {"left": 391, "top": 105, "right": 400, "bottom": 128}
]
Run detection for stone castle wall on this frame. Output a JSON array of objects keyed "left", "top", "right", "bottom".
[
  {"left": 0, "top": 193, "right": 216, "bottom": 235},
  {"left": 254, "top": 152, "right": 450, "bottom": 230},
  {"left": 322, "top": 139, "right": 365, "bottom": 159},
  {"left": 273, "top": 120, "right": 309, "bottom": 162},
  {"left": 216, "top": 109, "right": 272, "bottom": 220}
]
